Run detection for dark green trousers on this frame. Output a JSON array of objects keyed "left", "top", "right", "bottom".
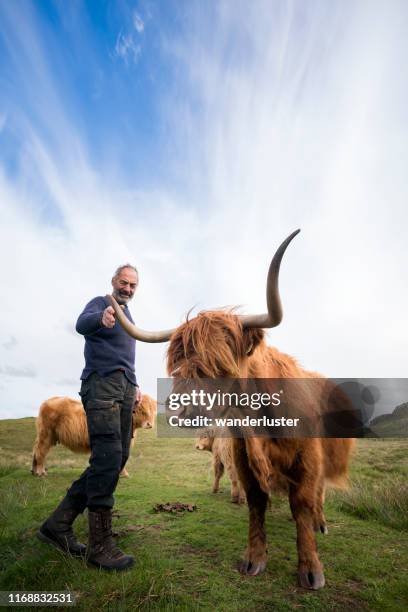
[{"left": 65, "top": 371, "right": 136, "bottom": 510}]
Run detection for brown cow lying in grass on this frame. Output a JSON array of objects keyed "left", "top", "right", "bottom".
[
  {"left": 195, "top": 433, "right": 245, "bottom": 504},
  {"left": 31, "top": 394, "right": 156, "bottom": 478}
]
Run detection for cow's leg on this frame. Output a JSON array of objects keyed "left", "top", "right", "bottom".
[
  {"left": 230, "top": 477, "right": 240, "bottom": 503},
  {"left": 227, "top": 464, "right": 245, "bottom": 504},
  {"left": 238, "top": 481, "right": 246, "bottom": 505},
  {"left": 32, "top": 433, "right": 54, "bottom": 476},
  {"left": 212, "top": 457, "right": 224, "bottom": 493},
  {"left": 289, "top": 467, "right": 325, "bottom": 590},
  {"left": 238, "top": 476, "right": 268, "bottom": 575},
  {"left": 227, "top": 463, "right": 240, "bottom": 503},
  {"left": 314, "top": 479, "right": 328, "bottom": 535},
  {"left": 234, "top": 441, "right": 268, "bottom": 575}
]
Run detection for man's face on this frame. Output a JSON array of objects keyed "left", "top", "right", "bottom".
[{"left": 111, "top": 268, "right": 139, "bottom": 305}]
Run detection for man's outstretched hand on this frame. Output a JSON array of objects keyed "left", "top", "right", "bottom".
[{"left": 102, "top": 306, "right": 116, "bottom": 328}]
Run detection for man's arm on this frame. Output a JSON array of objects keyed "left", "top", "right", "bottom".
[{"left": 76, "top": 297, "right": 113, "bottom": 335}]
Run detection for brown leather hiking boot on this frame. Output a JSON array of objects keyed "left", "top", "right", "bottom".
[
  {"left": 37, "top": 497, "right": 86, "bottom": 557},
  {"left": 86, "top": 509, "right": 134, "bottom": 571}
]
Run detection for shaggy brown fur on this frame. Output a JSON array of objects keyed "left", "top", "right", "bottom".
[
  {"left": 195, "top": 433, "right": 245, "bottom": 504},
  {"left": 167, "top": 310, "right": 354, "bottom": 590},
  {"left": 31, "top": 394, "right": 157, "bottom": 478}
]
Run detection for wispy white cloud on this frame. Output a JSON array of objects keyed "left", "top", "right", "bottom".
[
  {"left": 0, "top": 365, "right": 37, "bottom": 378},
  {"left": 114, "top": 31, "right": 141, "bottom": 65},
  {"left": 133, "top": 11, "right": 144, "bottom": 33},
  {"left": 113, "top": 6, "right": 146, "bottom": 65},
  {"left": 2, "top": 336, "right": 17, "bottom": 350}
]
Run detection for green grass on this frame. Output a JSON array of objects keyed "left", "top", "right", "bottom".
[{"left": 0, "top": 418, "right": 408, "bottom": 610}]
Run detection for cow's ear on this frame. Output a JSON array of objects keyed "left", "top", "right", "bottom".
[{"left": 244, "top": 328, "right": 264, "bottom": 356}]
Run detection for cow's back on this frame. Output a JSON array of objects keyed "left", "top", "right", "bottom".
[{"left": 38, "top": 396, "right": 89, "bottom": 451}]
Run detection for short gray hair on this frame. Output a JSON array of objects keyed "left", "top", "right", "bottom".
[{"left": 113, "top": 263, "right": 139, "bottom": 279}]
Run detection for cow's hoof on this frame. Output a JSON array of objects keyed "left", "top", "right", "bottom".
[
  {"left": 298, "top": 570, "right": 325, "bottom": 590},
  {"left": 320, "top": 524, "right": 328, "bottom": 535},
  {"left": 238, "top": 558, "right": 266, "bottom": 576},
  {"left": 231, "top": 496, "right": 240, "bottom": 504}
]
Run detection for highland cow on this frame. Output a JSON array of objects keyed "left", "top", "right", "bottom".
[
  {"left": 109, "top": 230, "right": 355, "bottom": 590},
  {"left": 32, "top": 394, "right": 156, "bottom": 478},
  {"left": 195, "top": 433, "right": 245, "bottom": 504}
]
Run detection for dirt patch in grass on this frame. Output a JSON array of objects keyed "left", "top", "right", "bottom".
[{"left": 179, "top": 542, "right": 221, "bottom": 561}]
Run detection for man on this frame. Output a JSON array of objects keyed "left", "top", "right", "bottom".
[{"left": 37, "top": 264, "right": 142, "bottom": 571}]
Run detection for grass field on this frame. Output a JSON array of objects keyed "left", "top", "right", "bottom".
[{"left": 0, "top": 417, "right": 407, "bottom": 611}]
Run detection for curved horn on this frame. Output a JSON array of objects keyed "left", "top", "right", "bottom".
[
  {"left": 239, "top": 229, "right": 300, "bottom": 329},
  {"left": 107, "top": 295, "right": 175, "bottom": 343}
]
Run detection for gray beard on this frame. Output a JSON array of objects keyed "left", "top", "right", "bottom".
[{"left": 113, "top": 292, "right": 131, "bottom": 306}]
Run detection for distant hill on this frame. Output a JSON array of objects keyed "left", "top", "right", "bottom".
[{"left": 370, "top": 402, "right": 408, "bottom": 437}]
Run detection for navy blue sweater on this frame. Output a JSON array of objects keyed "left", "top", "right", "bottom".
[{"left": 76, "top": 296, "right": 137, "bottom": 385}]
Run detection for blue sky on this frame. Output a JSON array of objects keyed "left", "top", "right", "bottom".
[
  {"left": 1, "top": 0, "right": 407, "bottom": 418},
  {"left": 0, "top": 1, "right": 184, "bottom": 195}
]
